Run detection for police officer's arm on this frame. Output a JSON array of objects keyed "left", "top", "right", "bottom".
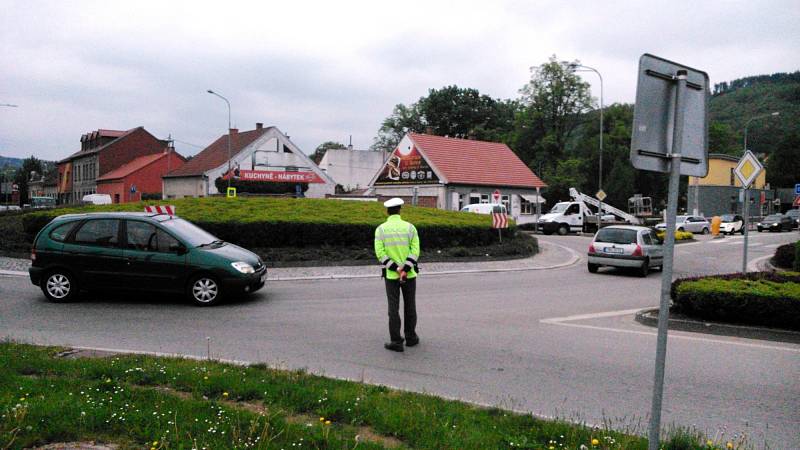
[
  {"left": 375, "top": 226, "right": 399, "bottom": 272},
  {"left": 403, "top": 224, "right": 420, "bottom": 272}
]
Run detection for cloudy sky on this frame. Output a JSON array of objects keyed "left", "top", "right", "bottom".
[{"left": 1, "top": 0, "right": 798, "bottom": 161}]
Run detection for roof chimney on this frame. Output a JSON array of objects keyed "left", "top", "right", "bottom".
[{"left": 255, "top": 122, "right": 263, "bottom": 130}]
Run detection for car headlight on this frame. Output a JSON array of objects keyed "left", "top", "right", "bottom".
[{"left": 231, "top": 261, "right": 255, "bottom": 274}]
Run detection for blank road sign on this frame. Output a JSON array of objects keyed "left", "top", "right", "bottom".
[{"left": 630, "top": 54, "right": 709, "bottom": 177}]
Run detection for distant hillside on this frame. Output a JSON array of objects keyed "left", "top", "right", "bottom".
[
  {"left": 708, "top": 71, "right": 799, "bottom": 187},
  {"left": 0, "top": 156, "right": 23, "bottom": 168}
]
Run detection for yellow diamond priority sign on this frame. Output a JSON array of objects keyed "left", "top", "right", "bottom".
[
  {"left": 596, "top": 190, "right": 607, "bottom": 201},
  {"left": 734, "top": 150, "right": 763, "bottom": 188}
]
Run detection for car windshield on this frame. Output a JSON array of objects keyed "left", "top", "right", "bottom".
[
  {"left": 676, "top": 215, "right": 689, "bottom": 222},
  {"left": 549, "top": 203, "right": 569, "bottom": 214},
  {"left": 786, "top": 210, "right": 800, "bottom": 217},
  {"left": 595, "top": 228, "right": 638, "bottom": 245},
  {"left": 160, "top": 217, "right": 219, "bottom": 247},
  {"left": 764, "top": 215, "right": 783, "bottom": 221},
  {"left": 720, "top": 214, "right": 736, "bottom": 222}
]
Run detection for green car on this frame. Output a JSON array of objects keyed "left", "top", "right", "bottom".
[{"left": 29, "top": 212, "right": 266, "bottom": 306}]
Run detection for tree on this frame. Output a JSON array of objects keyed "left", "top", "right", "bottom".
[
  {"left": 371, "top": 86, "right": 518, "bottom": 152},
  {"left": 765, "top": 129, "right": 800, "bottom": 187},
  {"left": 513, "top": 55, "right": 593, "bottom": 173},
  {"left": 13, "top": 156, "right": 43, "bottom": 206},
  {"left": 542, "top": 158, "right": 587, "bottom": 203},
  {"left": 310, "top": 141, "right": 346, "bottom": 164},
  {"left": 708, "top": 122, "right": 740, "bottom": 155}
]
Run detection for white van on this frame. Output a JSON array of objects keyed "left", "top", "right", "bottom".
[
  {"left": 81, "top": 194, "right": 112, "bottom": 205},
  {"left": 460, "top": 203, "right": 507, "bottom": 215}
]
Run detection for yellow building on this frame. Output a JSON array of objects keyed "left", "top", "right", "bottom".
[
  {"left": 687, "top": 153, "right": 774, "bottom": 217},
  {"left": 688, "top": 154, "right": 766, "bottom": 189}
]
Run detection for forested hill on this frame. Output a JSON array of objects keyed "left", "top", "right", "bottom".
[{"left": 707, "top": 70, "right": 799, "bottom": 187}]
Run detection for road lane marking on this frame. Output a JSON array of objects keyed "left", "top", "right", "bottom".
[
  {"left": 540, "top": 309, "right": 800, "bottom": 353},
  {"left": 0, "top": 269, "right": 26, "bottom": 277}
]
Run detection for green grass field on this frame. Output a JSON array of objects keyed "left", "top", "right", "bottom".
[
  {"left": 24, "top": 197, "right": 498, "bottom": 228},
  {"left": 0, "top": 342, "right": 744, "bottom": 450}
]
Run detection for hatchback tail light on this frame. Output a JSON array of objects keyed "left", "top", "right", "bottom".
[
  {"left": 30, "top": 247, "right": 36, "bottom": 261},
  {"left": 588, "top": 243, "right": 596, "bottom": 254},
  {"left": 632, "top": 244, "right": 643, "bottom": 257}
]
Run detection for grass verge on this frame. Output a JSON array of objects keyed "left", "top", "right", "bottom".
[{"left": 1, "top": 342, "right": 742, "bottom": 449}]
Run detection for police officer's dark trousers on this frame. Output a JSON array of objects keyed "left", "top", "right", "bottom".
[{"left": 384, "top": 277, "right": 417, "bottom": 343}]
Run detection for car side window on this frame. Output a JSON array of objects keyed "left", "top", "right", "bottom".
[
  {"left": 49, "top": 222, "right": 77, "bottom": 242},
  {"left": 126, "top": 221, "right": 158, "bottom": 251},
  {"left": 73, "top": 219, "right": 120, "bottom": 247},
  {"left": 566, "top": 204, "right": 580, "bottom": 215},
  {"left": 155, "top": 229, "right": 180, "bottom": 253}
]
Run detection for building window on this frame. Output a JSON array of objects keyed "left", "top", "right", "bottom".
[
  {"left": 480, "top": 194, "right": 489, "bottom": 204},
  {"left": 730, "top": 168, "right": 735, "bottom": 186},
  {"left": 501, "top": 195, "right": 510, "bottom": 211},
  {"left": 521, "top": 198, "right": 533, "bottom": 215}
]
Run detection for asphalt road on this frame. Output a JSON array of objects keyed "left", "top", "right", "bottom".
[{"left": 1, "top": 231, "right": 799, "bottom": 448}]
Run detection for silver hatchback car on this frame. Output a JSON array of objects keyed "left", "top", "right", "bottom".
[{"left": 587, "top": 225, "right": 664, "bottom": 277}]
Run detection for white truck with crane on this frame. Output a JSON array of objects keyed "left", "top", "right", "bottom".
[{"left": 538, "top": 188, "right": 643, "bottom": 235}]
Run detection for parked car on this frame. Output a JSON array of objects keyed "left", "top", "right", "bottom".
[
  {"left": 82, "top": 193, "right": 112, "bottom": 205},
  {"left": 29, "top": 212, "right": 266, "bottom": 306},
  {"left": 756, "top": 214, "right": 793, "bottom": 232},
  {"left": 785, "top": 209, "right": 800, "bottom": 229},
  {"left": 655, "top": 215, "right": 710, "bottom": 234},
  {"left": 718, "top": 214, "right": 744, "bottom": 235},
  {"left": 460, "top": 203, "right": 507, "bottom": 215},
  {"left": 587, "top": 225, "right": 663, "bottom": 277}
]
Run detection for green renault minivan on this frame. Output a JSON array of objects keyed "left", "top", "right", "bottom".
[{"left": 29, "top": 212, "right": 267, "bottom": 306}]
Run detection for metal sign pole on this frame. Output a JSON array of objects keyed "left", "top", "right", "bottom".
[
  {"left": 742, "top": 188, "right": 749, "bottom": 273},
  {"left": 647, "top": 69, "right": 687, "bottom": 450}
]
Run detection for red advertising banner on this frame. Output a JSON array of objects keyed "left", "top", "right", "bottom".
[
  {"left": 374, "top": 145, "right": 439, "bottom": 185},
  {"left": 225, "top": 170, "right": 325, "bottom": 184}
]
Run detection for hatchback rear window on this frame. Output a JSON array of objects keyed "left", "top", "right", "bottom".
[
  {"left": 49, "top": 221, "right": 77, "bottom": 242},
  {"left": 595, "top": 228, "right": 638, "bottom": 244}
]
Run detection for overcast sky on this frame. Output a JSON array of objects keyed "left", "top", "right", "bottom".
[{"left": 1, "top": 0, "right": 798, "bottom": 161}]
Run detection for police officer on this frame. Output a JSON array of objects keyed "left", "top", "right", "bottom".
[{"left": 375, "top": 198, "right": 420, "bottom": 352}]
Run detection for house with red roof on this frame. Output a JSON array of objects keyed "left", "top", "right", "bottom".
[
  {"left": 96, "top": 150, "right": 186, "bottom": 203},
  {"left": 368, "top": 133, "right": 547, "bottom": 223},
  {"left": 163, "top": 123, "right": 335, "bottom": 199},
  {"left": 57, "top": 127, "right": 170, "bottom": 204}
]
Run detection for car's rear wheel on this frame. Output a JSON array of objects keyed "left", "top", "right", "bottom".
[
  {"left": 587, "top": 263, "right": 599, "bottom": 273},
  {"left": 557, "top": 224, "right": 569, "bottom": 236},
  {"left": 188, "top": 274, "right": 222, "bottom": 306},
  {"left": 637, "top": 259, "right": 649, "bottom": 278},
  {"left": 41, "top": 269, "right": 78, "bottom": 302}
]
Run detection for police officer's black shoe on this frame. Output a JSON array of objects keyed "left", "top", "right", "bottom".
[
  {"left": 384, "top": 341, "right": 404, "bottom": 352},
  {"left": 405, "top": 336, "right": 420, "bottom": 347}
]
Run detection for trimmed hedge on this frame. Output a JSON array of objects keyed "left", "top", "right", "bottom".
[
  {"left": 20, "top": 197, "right": 516, "bottom": 249},
  {"left": 671, "top": 271, "right": 800, "bottom": 330},
  {"left": 773, "top": 242, "right": 796, "bottom": 269},
  {"left": 796, "top": 241, "right": 800, "bottom": 271}
]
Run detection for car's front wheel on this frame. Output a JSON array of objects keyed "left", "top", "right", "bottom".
[
  {"left": 188, "top": 274, "right": 222, "bottom": 306},
  {"left": 702, "top": 227, "right": 709, "bottom": 235},
  {"left": 41, "top": 269, "right": 78, "bottom": 302}
]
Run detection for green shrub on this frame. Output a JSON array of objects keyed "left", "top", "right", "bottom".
[
  {"left": 671, "top": 271, "right": 800, "bottom": 330},
  {"left": 795, "top": 241, "right": 800, "bottom": 271},
  {"left": 773, "top": 243, "right": 796, "bottom": 268},
  {"left": 20, "top": 197, "right": 515, "bottom": 249}
]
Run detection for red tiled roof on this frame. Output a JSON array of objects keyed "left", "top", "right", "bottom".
[
  {"left": 60, "top": 127, "right": 140, "bottom": 163},
  {"left": 165, "top": 128, "right": 268, "bottom": 177},
  {"left": 97, "top": 152, "right": 183, "bottom": 181},
  {"left": 408, "top": 133, "right": 546, "bottom": 188}
]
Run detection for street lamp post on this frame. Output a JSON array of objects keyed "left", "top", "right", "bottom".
[
  {"left": 570, "top": 63, "right": 604, "bottom": 230},
  {"left": 741, "top": 111, "right": 779, "bottom": 273},
  {"left": 206, "top": 90, "right": 232, "bottom": 192}
]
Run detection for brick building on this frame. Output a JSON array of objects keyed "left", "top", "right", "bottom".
[
  {"left": 96, "top": 151, "right": 186, "bottom": 203},
  {"left": 57, "top": 127, "right": 169, "bottom": 204}
]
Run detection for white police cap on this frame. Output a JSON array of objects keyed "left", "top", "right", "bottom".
[{"left": 383, "top": 197, "right": 404, "bottom": 208}]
